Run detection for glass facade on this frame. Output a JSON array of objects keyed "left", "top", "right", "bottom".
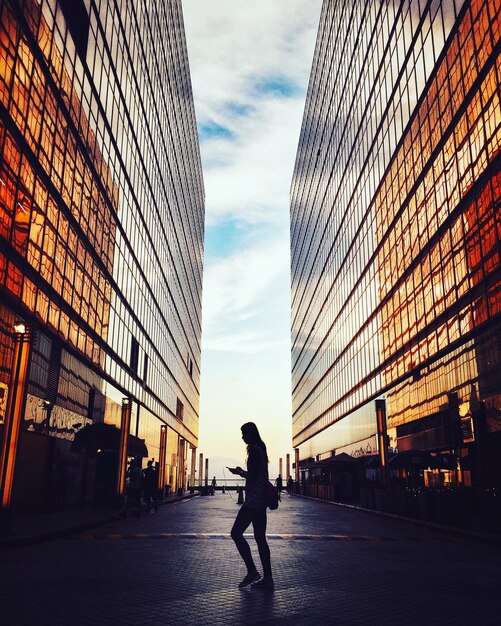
[
  {"left": 0, "top": 0, "right": 204, "bottom": 508},
  {"left": 291, "top": 0, "right": 500, "bottom": 486}
]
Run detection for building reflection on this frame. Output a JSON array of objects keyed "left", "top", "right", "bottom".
[
  {"left": 0, "top": 0, "right": 204, "bottom": 513},
  {"left": 290, "top": 0, "right": 500, "bottom": 527}
]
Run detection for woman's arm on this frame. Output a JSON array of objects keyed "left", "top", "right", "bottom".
[
  {"left": 234, "top": 446, "right": 265, "bottom": 479},
  {"left": 246, "top": 447, "right": 264, "bottom": 481}
]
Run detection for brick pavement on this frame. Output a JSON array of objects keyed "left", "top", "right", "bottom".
[{"left": 0, "top": 493, "right": 499, "bottom": 625}]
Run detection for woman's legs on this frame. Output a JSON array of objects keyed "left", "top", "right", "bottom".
[
  {"left": 251, "top": 508, "right": 272, "bottom": 579},
  {"left": 231, "top": 506, "right": 257, "bottom": 573}
]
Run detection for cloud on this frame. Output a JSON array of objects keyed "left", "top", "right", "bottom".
[
  {"left": 183, "top": 0, "right": 323, "bottom": 226},
  {"left": 181, "top": 0, "right": 322, "bottom": 461},
  {"left": 183, "top": 1, "right": 320, "bottom": 121},
  {"left": 202, "top": 237, "right": 291, "bottom": 353},
  {"left": 200, "top": 97, "right": 308, "bottom": 226}
]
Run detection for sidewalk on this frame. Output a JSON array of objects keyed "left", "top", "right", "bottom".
[
  {"left": 298, "top": 494, "right": 501, "bottom": 547},
  {"left": 1, "top": 492, "right": 499, "bottom": 626},
  {"left": 3, "top": 490, "right": 499, "bottom": 550},
  {"left": 0, "top": 491, "right": 198, "bottom": 549}
]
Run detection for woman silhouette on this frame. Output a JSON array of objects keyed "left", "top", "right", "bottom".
[{"left": 229, "top": 422, "right": 273, "bottom": 589}]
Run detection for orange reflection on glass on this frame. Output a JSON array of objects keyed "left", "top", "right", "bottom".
[
  {"left": 0, "top": 252, "right": 6, "bottom": 286},
  {"left": 0, "top": 171, "right": 13, "bottom": 239},
  {"left": 0, "top": 4, "right": 16, "bottom": 108},
  {"left": 48, "top": 301, "right": 60, "bottom": 332},
  {"left": 0, "top": 0, "right": 118, "bottom": 352},
  {"left": 21, "top": 275, "right": 36, "bottom": 312},
  {"left": 6, "top": 261, "right": 22, "bottom": 297},
  {"left": 35, "top": 290, "right": 49, "bottom": 323}
]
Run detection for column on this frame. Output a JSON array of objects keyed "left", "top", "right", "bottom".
[
  {"left": 158, "top": 424, "right": 167, "bottom": 491},
  {"left": 0, "top": 323, "right": 33, "bottom": 514},
  {"left": 376, "top": 399, "right": 389, "bottom": 487},
  {"left": 286, "top": 453, "right": 290, "bottom": 480},
  {"left": 178, "top": 438, "right": 185, "bottom": 492},
  {"left": 116, "top": 398, "right": 132, "bottom": 497},
  {"left": 199, "top": 453, "right": 203, "bottom": 488},
  {"left": 190, "top": 446, "right": 196, "bottom": 492}
]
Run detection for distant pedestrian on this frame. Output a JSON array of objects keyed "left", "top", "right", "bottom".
[
  {"left": 275, "top": 474, "right": 283, "bottom": 496},
  {"left": 143, "top": 459, "right": 158, "bottom": 511},
  {"left": 287, "top": 476, "right": 294, "bottom": 497},
  {"left": 124, "top": 458, "right": 142, "bottom": 517},
  {"left": 228, "top": 422, "right": 274, "bottom": 590},
  {"left": 236, "top": 485, "right": 244, "bottom": 504},
  {"left": 211, "top": 476, "right": 217, "bottom": 495}
]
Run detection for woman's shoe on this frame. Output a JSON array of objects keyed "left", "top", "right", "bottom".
[
  {"left": 238, "top": 571, "right": 260, "bottom": 588},
  {"left": 251, "top": 577, "right": 274, "bottom": 590}
]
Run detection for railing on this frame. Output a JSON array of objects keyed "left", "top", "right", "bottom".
[
  {"left": 193, "top": 478, "right": 245, "bottom": 492},
  {"left": 358, "top": 486, "right": 501, "bottom": 531},
  {"left": 297, "top": 480, "right": 501, "bottom": 532}
]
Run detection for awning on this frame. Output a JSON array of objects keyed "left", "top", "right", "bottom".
[
  {"left": 303, "top": 453, "right": 358, "bottom": 471},
  {"left": 361, "top": 454, "right": 397, "bottom": 468},
  {"left": 389, "top": 449, "right": 438, "bottom": 469},
  {"left": 320, "top": 452, "right": 358, "bottom": 465},
  {"left": 71, "top": 422, "right": 148, "bottom": 457},
  {"left": 314, "top": 452, "right": 358, "bottom": 467},
  {"left": 128, "top": 433, "right": 148, "bottom": 458}
]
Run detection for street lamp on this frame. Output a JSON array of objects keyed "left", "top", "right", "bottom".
[
  {"left": 13, "top": 322, "right": 26, "bottom": 334},
  {"left": 0, "top": 321, "right": 33, "bottom": 532},
  {"left": 116, "top": 397, "right": 132, "bottom": 499},
  {"left": 376, "top": 399, "right": 389, "bottom": 487},
  {"left": 158, "top": 424, "right": 167, "bottom": 494}
]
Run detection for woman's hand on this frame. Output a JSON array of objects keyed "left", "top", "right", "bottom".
[{"left": 227, "top": 466, "right": 246, "bottom": 477}]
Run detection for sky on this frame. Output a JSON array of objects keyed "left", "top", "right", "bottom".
[{"left": 182, "top": 0, "right": 323, "bottom": 480}]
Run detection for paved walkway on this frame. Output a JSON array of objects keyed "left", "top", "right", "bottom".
[
  {"left": 0, "top": 492, "right": 195, "bottom": 548},
  {"left": 1, "top": 493, "right": 499, "bottom": 625}
]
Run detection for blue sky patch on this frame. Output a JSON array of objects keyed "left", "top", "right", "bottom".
[
  {"left": 252, "top": 76, "right": 300, "bottom": 98},
  {"left": 224, "top": 102, "right": 254, "bottom": 117},
  {"left": 204, "top": 219, "right": 246, "bottom": 260},
  {"left": 198, "top": 121, "right": 234, "bottom": 142}
]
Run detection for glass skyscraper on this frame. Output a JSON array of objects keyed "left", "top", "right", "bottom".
[
  {"left": 0, "top": 0, "right": 204, "bottom": 510},
  {"left": 291, "top": 0, "right": 500, "bottom": 490}
]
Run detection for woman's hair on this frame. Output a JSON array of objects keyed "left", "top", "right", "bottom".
[{"left": 241, "top": 422, "right": 269, "bottom": 462}]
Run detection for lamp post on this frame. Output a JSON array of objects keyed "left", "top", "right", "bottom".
[
  {"left": 189, "top": 446, "right": 196, "bottom": 494},
  {"left": 116, "top": 397, "right": 132, "bottom": 499},
  {"left": 158, "top": 424, "right": 167, "bottom": 494},
  {"left": 178, "top": 438, "right": 186, "bottom": 494},
  {"left": 376, "top": 399, "right": 389, "bottom": 488},
  {"left": 0, "top": 322, "right": 33, "bottom": 532},
  {"left": 295, "top": 448, "right": 300, "bottom": 495}
]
